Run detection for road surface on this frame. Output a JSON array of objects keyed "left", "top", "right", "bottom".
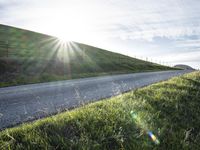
[{"left": 0, "top": 70, "right": 191, "bottom": 130}]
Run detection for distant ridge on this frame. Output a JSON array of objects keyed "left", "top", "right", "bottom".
[{"left": 174, "top": 64, "right": 195, "bottom": 70}]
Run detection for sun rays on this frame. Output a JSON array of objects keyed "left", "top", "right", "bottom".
[{"left": 34, "top": 37, "right": 102, "bottom": 78}]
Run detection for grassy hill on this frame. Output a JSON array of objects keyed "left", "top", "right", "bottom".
[
  {"left": 174, "top": 64, "right": 195, "bottom": 70},
  {"left": 0, "top": 24, "right": 175, "bottom": 87},
  {"left": 0, "top": 71, "right": 199, "bottom": 149}
]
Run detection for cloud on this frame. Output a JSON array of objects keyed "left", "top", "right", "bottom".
[{"left": 0, "top": 0, "right": 200, "bottom": 68}]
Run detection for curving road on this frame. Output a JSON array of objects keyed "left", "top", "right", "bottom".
[{"left": 0, "top": 70, "right": 192, "bottom": 130}]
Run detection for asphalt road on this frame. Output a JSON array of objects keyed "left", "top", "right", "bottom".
[{"left": 0, "top": 70, "right": 192, "bottom": 130}]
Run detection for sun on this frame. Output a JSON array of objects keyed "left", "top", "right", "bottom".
[
  {"left": 55, "top": 26, "right": 75, "bottom": 43},
  {"left": 57, "top": 34, "right": 72, "bottom": 43},
  {"left": 39, "top": 7, "right": 98, "bottom": 45}
]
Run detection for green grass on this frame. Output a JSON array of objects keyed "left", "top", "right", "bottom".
[
  {"left": 0, "top": 24, "right": 176, "bottom": 87},
  {"left": 0, "top": 71, "right": 199, "bottom": 149}
]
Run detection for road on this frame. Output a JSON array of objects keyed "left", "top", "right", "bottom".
[{"left": 0, "top": 70, "right": 191, "bottom": 130}]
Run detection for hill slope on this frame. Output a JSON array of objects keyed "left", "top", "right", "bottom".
[
  {"left": 174, "top": 64, "right": 195, "bottom": 70},
  {"left": 0, "top": 24, "right": 175, "bottom": 87}
]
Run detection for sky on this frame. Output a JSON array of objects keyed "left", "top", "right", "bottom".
[{"left": 0, "top": 0, "right": 200, "bottom": 69}]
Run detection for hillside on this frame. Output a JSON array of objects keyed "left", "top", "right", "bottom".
[
  {"left": 0, "top": 24, "right": 175, "bottom": 87},
  {"left": 174, "top": 64, "right": 195, "bottom": 70}
]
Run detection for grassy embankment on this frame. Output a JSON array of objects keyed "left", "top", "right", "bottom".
[
  {"left": 0, "top": 71, "right": 199, "bottom": 149},
  {"left": 0, "top": 24, "right": 175, "bottom": 87}
]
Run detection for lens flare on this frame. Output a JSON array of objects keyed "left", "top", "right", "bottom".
[
  {"left": 130, "top": 111, "right": 137, "bottom": 120},
  {"left": 147, "top": 131, "right": 160, "bottom": 145},
  {"left": 130, "top": 111, "right": 160, "bottom": 145}
]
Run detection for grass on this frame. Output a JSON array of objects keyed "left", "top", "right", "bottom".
[
  {"left": 0, "top": 24, "right": 176, "bottom": 87},
  {"left": 0, "top": 71, "right": 199, "bottom": 149}
]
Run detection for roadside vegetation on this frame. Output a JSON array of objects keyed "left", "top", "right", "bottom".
[
  {"left": 0, "top": 24, "right": 176, "bottom": 87},
  {"left": 0, "top": 71, "right": 199, "bottom": 149}
]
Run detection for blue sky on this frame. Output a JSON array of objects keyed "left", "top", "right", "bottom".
[{"left": 0, "top": 0, "right": 200, "bottom": 69}]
